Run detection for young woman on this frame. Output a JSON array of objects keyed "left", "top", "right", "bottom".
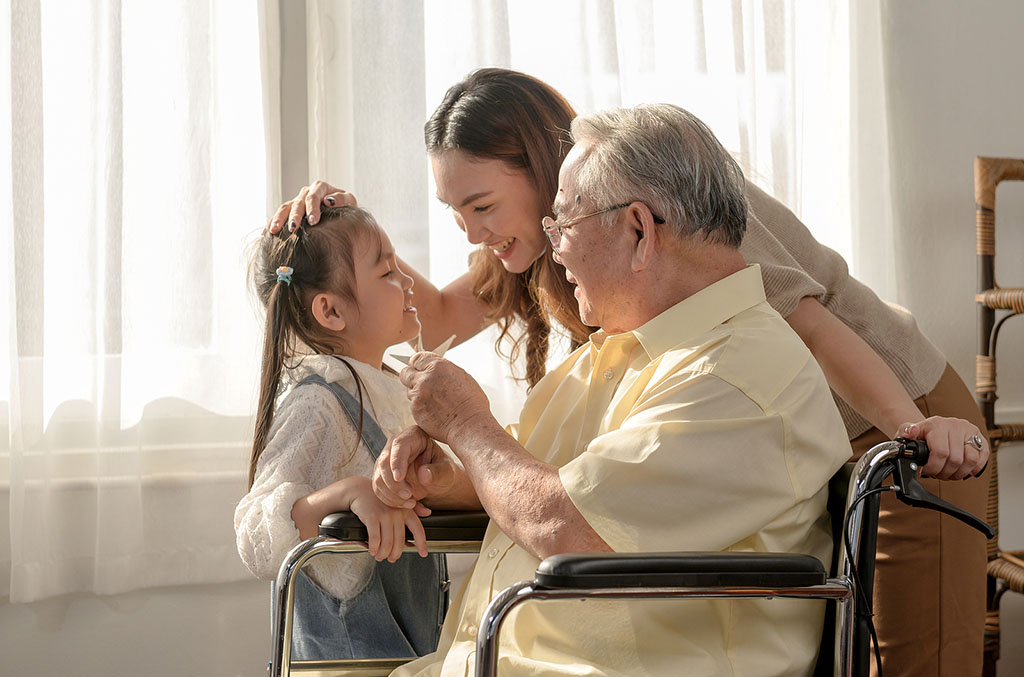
[{"left": 271, "top": 69, "right": 989, "bottom": 676}]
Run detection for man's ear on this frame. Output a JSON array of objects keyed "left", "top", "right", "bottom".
[
  {"left": 310, "top": 292, "right": 348, "bottom": 332},
  {"left": 628, "top": 203, "right": 659, "bottom": 272}
]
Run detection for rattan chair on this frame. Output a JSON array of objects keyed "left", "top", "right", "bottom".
[{"left": 973, "top": 156, "right": 1024, "bottom": 676}]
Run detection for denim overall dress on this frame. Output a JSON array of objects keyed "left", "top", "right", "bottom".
[{"left": 289, "top": 374, "right": 449, "bottom": 660}]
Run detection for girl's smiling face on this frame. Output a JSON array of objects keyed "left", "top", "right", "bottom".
[
  {"left": 338, "top": 229, "right": 419, "bottom": 366},
  {"left": 431, "top": 150, "right": 550, "bottom": 274}
]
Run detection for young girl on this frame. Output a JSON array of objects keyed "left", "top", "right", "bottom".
[{"left": 234, "top": 206, "right": 446, "bottom": 660}]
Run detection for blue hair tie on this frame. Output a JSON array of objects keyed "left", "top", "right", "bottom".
[{"left": 276, "top": 266, "right": 294, "bottom": 286}]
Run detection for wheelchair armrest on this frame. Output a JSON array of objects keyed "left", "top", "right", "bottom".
[
  {"left": 535, "top": 552, "right": 827, "bottom": 588},
  {"left": 318, "top": 510, "right": 490, "bottom": 542}
]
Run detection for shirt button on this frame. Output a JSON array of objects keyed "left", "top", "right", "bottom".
[
  {"left": 487, "top": 548, "right": 498, "bottom": 559},
  {"left": 603, "top": 369, "right": 614, "bottom": 380},
  {"left": 466, "top": 623, "right": 478, "bottom": 636}
]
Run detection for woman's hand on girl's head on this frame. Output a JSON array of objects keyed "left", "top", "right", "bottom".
[{"left": 267, "top": 180, "right": 358, "bottom": 234}]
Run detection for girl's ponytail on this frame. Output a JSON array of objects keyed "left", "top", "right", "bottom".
[
  {"left": 249, "top": 276, "right": 293, "bottom": 488},
  {"left": 248, "top": 232, "right": 304, "bottom": 489}
]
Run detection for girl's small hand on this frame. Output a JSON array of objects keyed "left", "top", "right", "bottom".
[
  {"left": 350, "top": 485, "right": 428, "bottom": 562},
  {"left": 267, "top": 180, "right": 358, "bottom": 234}
]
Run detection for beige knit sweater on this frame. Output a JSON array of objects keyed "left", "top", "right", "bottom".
[{"left": 740, "top": 183, "right": 947, "bottom": 439}]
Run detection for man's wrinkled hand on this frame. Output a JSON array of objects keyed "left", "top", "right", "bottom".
[
  {"left": 373, "top": 425, "right": 456, "bottom": 510},
  {"left": 400, "top": 352, "right": 493, "bottom": 445}
]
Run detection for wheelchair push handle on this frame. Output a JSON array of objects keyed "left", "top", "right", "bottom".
[
  {"left": 892, "top": 438, "right": 995, "bottom": 539},
  {"left": 893, "top": 437, "right": 931, "bottom": 465}
]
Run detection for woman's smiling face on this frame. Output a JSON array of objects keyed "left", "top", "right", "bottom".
[{"left": 431, "top": 150, "right": 549, "bottom": 274}]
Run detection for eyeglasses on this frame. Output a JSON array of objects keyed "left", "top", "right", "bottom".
[{"left": 541, "top": 202, "right": 665, "bottom": 254}]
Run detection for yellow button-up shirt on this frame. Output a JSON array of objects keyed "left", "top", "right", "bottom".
[{"left": 394, "top": 265, "right": 851, "bottom": 676}]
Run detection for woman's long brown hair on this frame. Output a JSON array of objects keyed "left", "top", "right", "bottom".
[
  {"left": 247, "top": 207, "right": 384, "bottom": 488},
  {"left": 425, "top": 68, "right": 592, "bottom": 388}
]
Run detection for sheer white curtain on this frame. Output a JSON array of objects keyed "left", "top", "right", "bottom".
[
  {"left": 301, "top": 0, "right": 876, "bottom": 418},
  {"left": 2, "top": 0, "right": 273, "bottom": 602},
  {"left": 0, "top": 0, "right": 892, "bottom": 605}
]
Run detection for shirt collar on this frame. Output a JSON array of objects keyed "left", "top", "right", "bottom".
[
  {"left": 288, "top": 353, "right": 393, "bottom": 389},
  {"left": 630, "top": 264, "right": 767, "bottom": 359}
]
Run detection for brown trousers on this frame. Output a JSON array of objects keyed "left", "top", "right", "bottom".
[{"left": 850, "top": 364, "right": 988, "bottom": 677}]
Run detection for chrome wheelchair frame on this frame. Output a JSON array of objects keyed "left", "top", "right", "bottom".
[{"left": 268, "top": 439, "right": 992, "bottom": 677}]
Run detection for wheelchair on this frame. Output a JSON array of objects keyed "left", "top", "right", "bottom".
[{"left": 268, "top": 438, "right": 993, "bottom": 677}]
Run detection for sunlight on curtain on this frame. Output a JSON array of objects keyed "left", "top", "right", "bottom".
[
  {"left": 303, "top": 0, "right": 858, "bottom": 423},
  {"left": 1, "top": 0, "right": 15, "bottom": 598},
  {"left": 3, "top": 0, "right": 269, "bottom": 602},
  {"left": 427, "top": 0, "right": 854, "bottom": 408},
  {"left": 0, "top": 0, "right": 877, "bottom": 606},
  {"left": 848, "top": 0, "right": 898, "bottom": 304},
  {"left": 425, "top": 0, "right": 854, "bottom": 261}
]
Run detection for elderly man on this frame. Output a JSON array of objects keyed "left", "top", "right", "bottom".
[{"left": 375, "top": 104, "right": 851, "bottom": 675}]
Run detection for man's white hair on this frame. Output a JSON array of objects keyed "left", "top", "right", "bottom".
[{"left": 569, "top": 103, "right": 747, "bottom": 247}]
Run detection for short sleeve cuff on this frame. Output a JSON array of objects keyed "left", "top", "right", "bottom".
[{"left": 558, "top": 460, "right": 636, "bottom": 552}]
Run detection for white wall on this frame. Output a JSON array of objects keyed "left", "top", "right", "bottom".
[
  {"left": 0, "top": 579, "right": 269, "bottom": 676},
  {"left": 881, "top": 0, "right": 1024, "bottom": 672},
  {"left": 3, "top": 2, "right": 1023, "bottom": 675}
]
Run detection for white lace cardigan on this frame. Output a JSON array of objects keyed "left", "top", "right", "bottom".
[{"left": 234, "top": 354, "right": 414, "bottom": 600}]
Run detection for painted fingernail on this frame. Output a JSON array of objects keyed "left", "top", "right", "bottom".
[
  {"left": 308, "top": 214, "right": 318, "bottom": 225},
  {"left": 288, "top": 220, "right": 296, "bottom": 232},
  {"left": 326, "top": 196, "right": 335, "bottom": 206}
]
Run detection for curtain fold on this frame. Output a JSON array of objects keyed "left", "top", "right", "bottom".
[
  {"left": 259, "top": 0, "right": 283, "bottom": 217},
  {"left": 1, "top": 0, "right": 17, "bottom": 598},
  {"left": 849, "top": 0, "right": 899, "bottom": 304},
  {"left": 3, "top": 0, "right": 270, "bottom": 602},
  {"left": 3, "top": 0, "right": 892, "bottom": 604},
  {"left": 307, "top": 0, "right": 870, "bottom": 423}
]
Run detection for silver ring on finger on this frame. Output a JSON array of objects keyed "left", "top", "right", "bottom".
[{"left": 966, "top": 434, "right": 984, "bottom": 451}]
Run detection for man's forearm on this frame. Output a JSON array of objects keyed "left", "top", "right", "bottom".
[
  {"left": 420, "top": 464, "right": 484, "bottom": 511},
  {"left": 449, "top": 414, "right": 612, "bottom": 559}
]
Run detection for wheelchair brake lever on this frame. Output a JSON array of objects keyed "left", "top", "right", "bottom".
[{"left": 891, "top": 453, "right": 995, "bottom": 539}]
